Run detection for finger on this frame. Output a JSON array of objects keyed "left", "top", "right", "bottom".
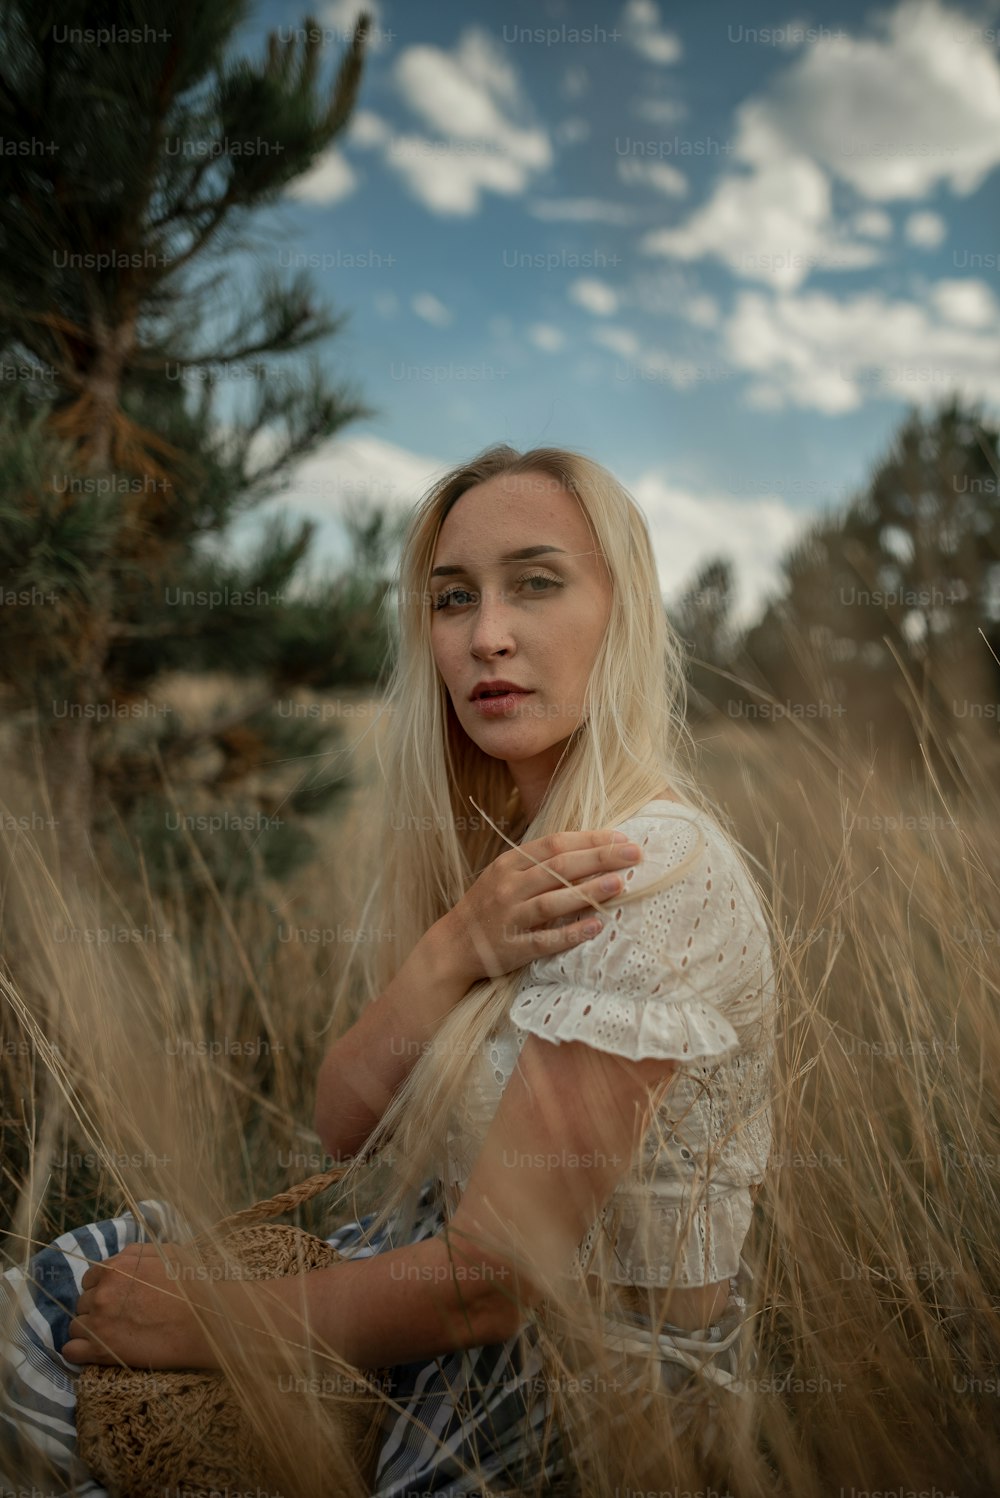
[
  {"left": 62, "top": 1337, "right": 101, "bottom": 1364},
  {"left": 112, "top": 1242, "right": 152, "bottom": 1261},
  {"left": 517, "top": 828, "right": 632, "bottom": 863},
  {"left": 105, "top": 1246, "right": 152, "bottom": 1272},
  {"left": 118, "top": 1240, "right": 179, "bottom": 1263},
  {"left": 511, "top": 840, "right": 641, "bottom": 897},
  {"left": 495, "top": 884, "right": 601, "bottom": 940},
  {"left": 64, "top": 1334, "right": 119, "bottom": 1367},
  {"left": 517, "top": 869, "right": 624, "bottom": 932},
  {"left": 525, "top": 912, "right": 606, "bottom": 953},
  {"left": 66, "top": 1314, "right": 95, "bottom": 1348},
  {"left": 66, "top": 1314, "right": 120, "bottom": 1361}
]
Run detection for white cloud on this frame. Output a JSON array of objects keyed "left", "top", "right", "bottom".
[
  {"left": 602, "top": 269, "right": 716, "bottom": 332},
  {"left": 904, "top": 210, "right": 947, "bottom": 247},
  {"left": 757, "top": 0, "right": 1000, "bottom": 201},
  {"left": 569, "top": 277, "right": 620, "bottom": 315},
  {"left": 629, "top": 267, "right": 717, "bottom": 320},
  {"left": 384, "top": 136, "right": 529, "bottom": 215},
  {"left": 686, "top": 294, "right": 721, "bottom": 328},
  {"left": 639, "top": 0, "right": 1000, "bottom": 291},
  {"left": 590, "top": 326, "right": 641, "bottom": 358},
  {"left": 527, "top": 324, "right": 566, "bottom": 352},
  {"left": 622, "top": 0, "right": 683, "bottom": 65},
  {"left": 617, "top": 157, "right": 687, "bottom": 197},
  {"left": 641, "top": 110, "right": 881, "bottom": 289},
  {"left": 348, "top": 109, "right": 391, "bottom": 148},
  {"left": 269, "top": 435, "right": 447, "bottom": 534},
  {"left": 929, "top": 278, "right": 997, "bottom": 328},
  {"left": 285, "top": 148, "right": 357, "bottom": 204},
  {"left": 628, "top": 472, "right": 803, "bottom": 625},
  {"left": 852, "top": 208, "right": 893, "bottom": 239},
  {"left": 395, "top": 33, "right": 520, "bottom": 137},
  {"left": 320, "top": 0, "right": 391, "bottom": 52},
  {"left": 527, "top": 197, "right": 643, "bottom": 225},
  {"left": 379, "top": 28, "right": 551, "bottom": 215},
  {"left": 582, "top": 313, "right": 743, "bottom": 390},
  {"left": 411, "top": 292, "right": 453, "bottom": 326},
  {"left": 723, "top": 280, "right": 1000, "bottom": 413}
]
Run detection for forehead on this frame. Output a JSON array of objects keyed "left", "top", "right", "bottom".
[{"left": 433, "top": 471, "right": 591, "bottom": 557}]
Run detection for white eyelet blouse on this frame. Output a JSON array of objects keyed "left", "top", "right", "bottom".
[{"left": 442, "top": 801, "right": 777, "bottom": 1290}]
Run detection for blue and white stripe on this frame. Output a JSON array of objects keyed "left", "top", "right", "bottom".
[{"left": 1, "top": 1181, "right": 749, "bottom": 1496}]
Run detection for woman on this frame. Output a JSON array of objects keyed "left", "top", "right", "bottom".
[{"left": 1, "top": 445, "right": 776, "bottom": 1496}]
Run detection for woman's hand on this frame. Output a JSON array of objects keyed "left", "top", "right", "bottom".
[
  {"left": 62, "top": 1241, "right": 218, "bottom": 1371},
  {"left": 441, "top": 828, "right": 642, "bottom": 983}
]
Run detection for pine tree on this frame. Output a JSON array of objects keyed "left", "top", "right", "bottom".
[
  {"left": 740, "top": 397, "right": 1000, "bottom": 744},
  {"left": 0, "top": 2, "right": 387, "bottom": 885},
  {"left": 666, "top": 557, "right": 745, "bottom": 720}
]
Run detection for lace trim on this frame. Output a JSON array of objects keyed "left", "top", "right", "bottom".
[
  {"left": 571, "top": 1183, "right": 754, "bottom": 1288},
  {"left": 510, "top": 980, "right": 741, "bottom": 1065}
]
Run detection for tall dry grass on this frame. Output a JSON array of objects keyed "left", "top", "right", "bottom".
[{"left": 2, "top": 677, "right": 999, "bottom": 1497}]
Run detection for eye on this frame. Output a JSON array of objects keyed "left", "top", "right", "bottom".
[
  {"left": 430, "top": 572, "right": 563, "bottom": 611},
  {"left": 517, "top": 571, "right": 561, "bottom": 594},
  {"left": 431, "top": 586, "right": 474, "bottom": 611}
]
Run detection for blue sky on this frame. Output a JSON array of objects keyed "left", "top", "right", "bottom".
[{"left": 227, "top": 0, "right": 1000, "bottom": 622}]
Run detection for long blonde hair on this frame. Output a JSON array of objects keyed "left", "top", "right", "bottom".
[{"left": 327, "top": 443, "right": 752, "bottom": 1256}]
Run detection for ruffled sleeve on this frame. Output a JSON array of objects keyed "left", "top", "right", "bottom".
[{"left": 509, "top": 808, "right": 766, "bottom": 1068}]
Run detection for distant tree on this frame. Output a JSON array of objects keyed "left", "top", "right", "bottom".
[
  {"left": 0, "top": 3, "right": 385, "bottom": 884},
  {"left": 741, "top": 398, "right": 1000, "bottom": 744},
  {"left": 666, "top": 557, "right": 745, "bottom": 720}
]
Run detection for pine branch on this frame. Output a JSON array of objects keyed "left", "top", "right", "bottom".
[{"left": 0, "top": 0, "right": 377, "bottom": 882}]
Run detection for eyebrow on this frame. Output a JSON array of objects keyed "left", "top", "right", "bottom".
[{"left": 430, "top": 545, "right": 568, "bottom": 579}]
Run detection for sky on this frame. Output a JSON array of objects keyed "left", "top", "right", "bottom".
[{"left": 226, "top": 0, "right": 1000, "bottom": 624}]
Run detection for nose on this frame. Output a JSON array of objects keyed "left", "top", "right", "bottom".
[{"left": 469, "top": 585, "right": 515, "bottom": 660}]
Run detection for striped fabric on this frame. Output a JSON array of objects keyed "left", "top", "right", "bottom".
[{"left": 1, "top": 1179, "right": 751, "bottom": 1495}]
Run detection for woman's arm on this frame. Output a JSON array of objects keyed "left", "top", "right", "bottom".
[
  {"left": 314, "top": 826, "right": 642, "bottom": 1162},
  {"left": 68, "top": 1042, "right": 662, "bottom": 1378},
  {"left": 313, "top": 918, "right": 477, "bottom": 1163},
  {"left": 64, "top": 1230, "right": 513, "bottom": 1372},
  {"left": 214, "top": 1041, "right": 678, "bottom": 1373},
  {"left": 194, "top": 1233, "right": 516, "bottom": 1373}
]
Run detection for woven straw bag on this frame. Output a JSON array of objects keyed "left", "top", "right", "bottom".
[{"left": 75, "top": 1165, "right": 392, "bottom": 1497}]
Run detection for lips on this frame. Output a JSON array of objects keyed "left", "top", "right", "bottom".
[{"left": 469, "top": 680, "right": 530, "bottom": 702}]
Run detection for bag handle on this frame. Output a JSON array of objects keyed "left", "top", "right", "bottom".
[{"left": 203, "top": 1163, "right": 353, "bottom": 1240}]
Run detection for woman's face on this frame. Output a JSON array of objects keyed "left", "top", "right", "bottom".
[{"left": 428, "top": 470, "right": 613, "bottom": 817}]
